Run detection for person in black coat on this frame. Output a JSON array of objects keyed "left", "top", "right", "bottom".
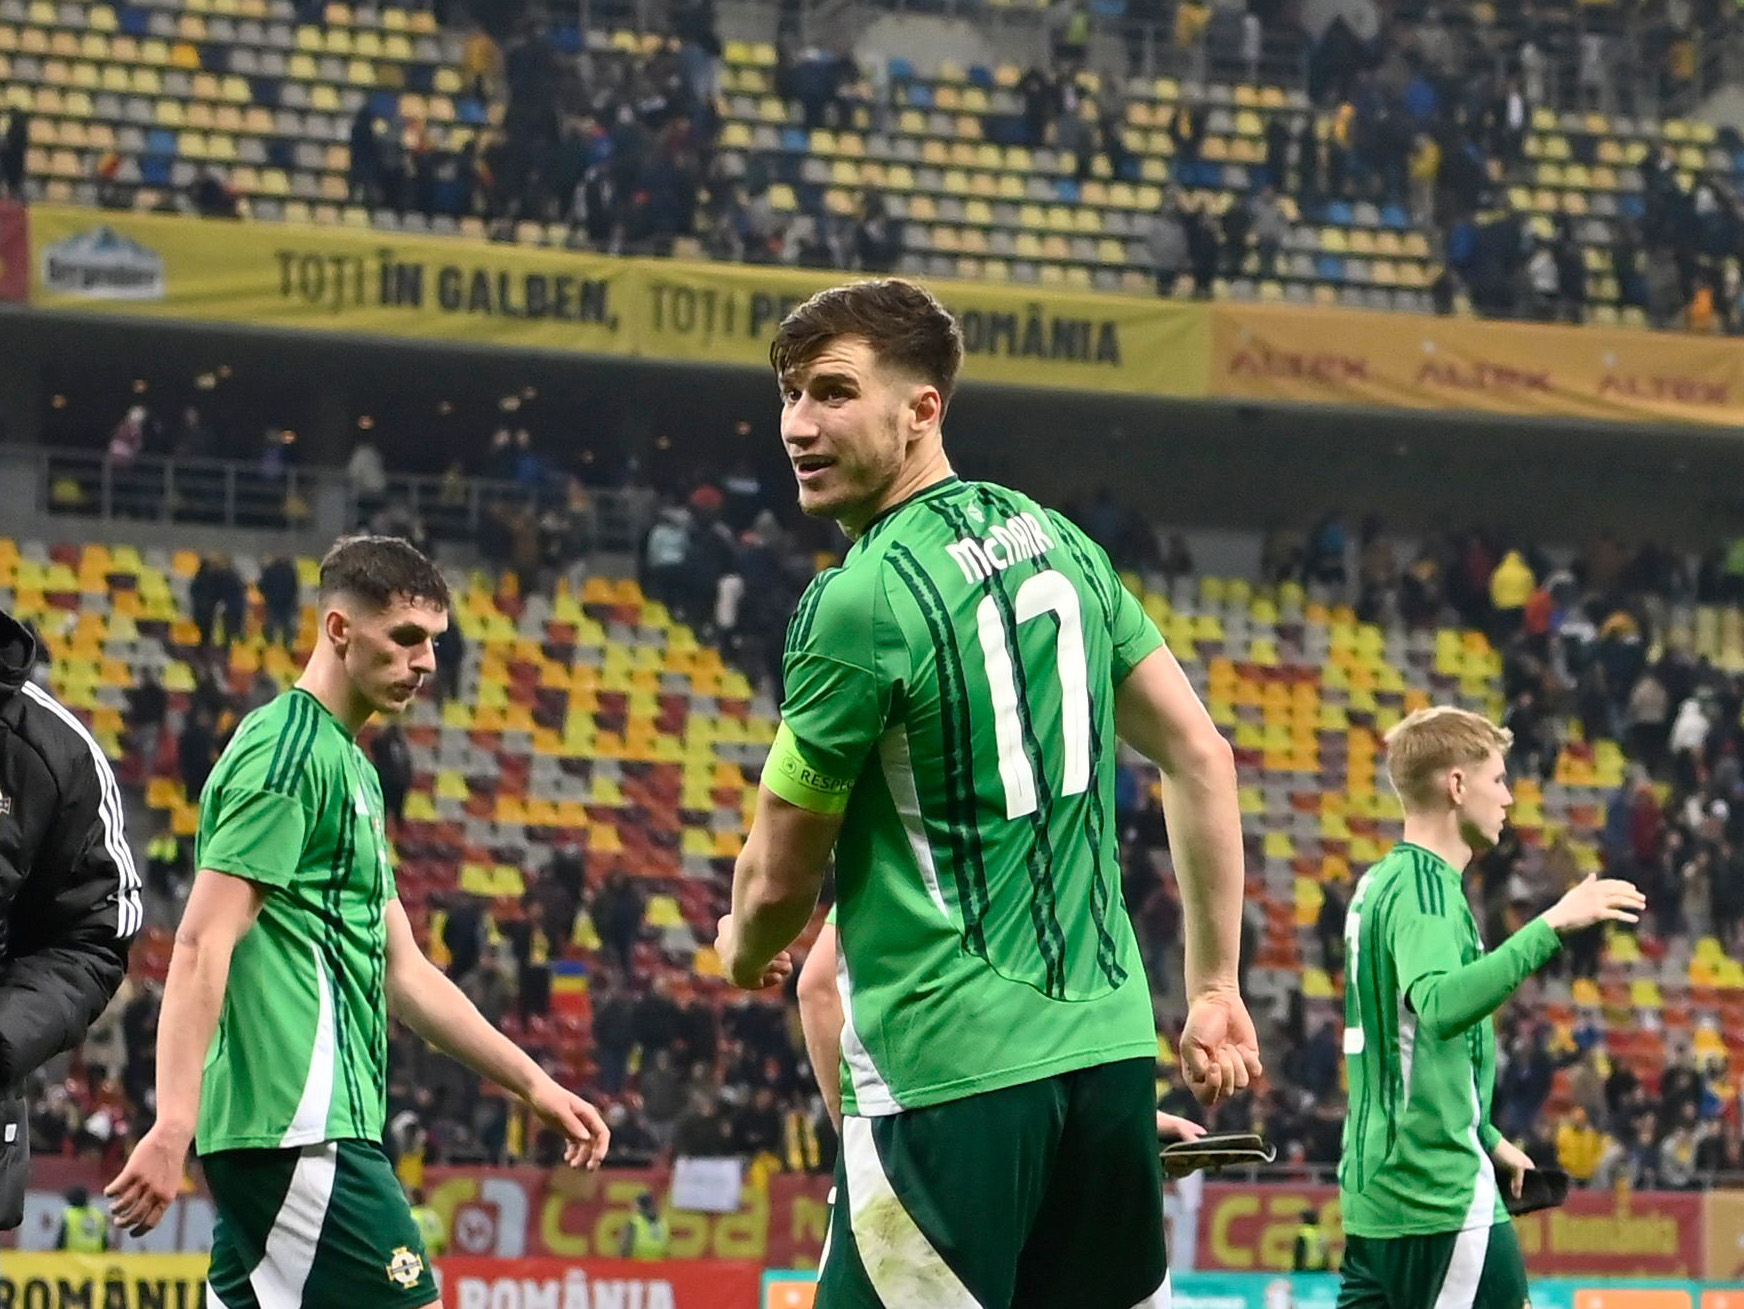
[{"left": 0, "top": 609, "right": 139, "bottom": 1228}]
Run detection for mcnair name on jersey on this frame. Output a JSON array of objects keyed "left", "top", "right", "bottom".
[{"left": 945, "top": 511, "right": 1058, "bottom": 584}]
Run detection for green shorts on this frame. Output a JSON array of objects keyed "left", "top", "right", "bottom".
[
  {"left": 817, "top": 1056, "right": 1169, "bottom": 1309},
  {"left": 1337, "top": 1220, "right": 1528, "bottom": 1309},
  {"left": 202, "top": 1139, "right": 438, "bottom": 1309}
]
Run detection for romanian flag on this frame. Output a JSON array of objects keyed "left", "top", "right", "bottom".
[{"left": 549, "top": 959, "right": 589, "bottom": 1016}]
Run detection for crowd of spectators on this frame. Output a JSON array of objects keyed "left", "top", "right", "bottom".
[{"left": 11, "top": 0, "right": 1744, "bottom": 328}]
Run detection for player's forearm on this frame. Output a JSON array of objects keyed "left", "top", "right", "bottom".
[
  {"left": 729, "top": 869, "right": 816, "bottom": 978},
  {"left": 152, "top": 935, "right": 236, "bottom": 1139},
  {"left": 1409, "top": 918, "right": 1560, "bottom": 1039},
  {"left": 728, "top": 816, "right": 824, "bottom": 978},
  {"left": 1157, "top": 737, "right": 1245, "bottom": 997},
  {"left": 389, "top": 954, "right": 545, "bottom": 1100},
  {"left": 798, "top": 958, "right": 845, "bottom": 1130}
]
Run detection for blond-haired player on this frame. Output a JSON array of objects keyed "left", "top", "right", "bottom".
[{"left": 1335, "top": 706, "right": 1644, "bottom": 1309}]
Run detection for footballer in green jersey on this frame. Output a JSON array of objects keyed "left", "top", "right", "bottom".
[
  {"left": 1336, "top": 706, "right": 1644, "bottom": 1309},
  {"left": 715, "top": 279, "right": 1261, "bottom": 1309},
  {"left": 109, "top": 536, "right": 610, "bottom": 1309}
]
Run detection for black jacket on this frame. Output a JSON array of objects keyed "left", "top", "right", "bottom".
[{"left": 0, "top": 609, "right": 140, "bottom": 1227}]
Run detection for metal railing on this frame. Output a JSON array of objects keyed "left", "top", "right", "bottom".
[
  {"left": 41, "top": 451, "right": 319, "bottom": 530},
  {"left": 34, "top": 449, "right": 654, "bottom": 553}
]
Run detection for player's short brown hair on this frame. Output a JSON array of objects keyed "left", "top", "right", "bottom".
[
  {"left": 1383, "top": 706, "right": 1513, "bottom": 811},
  {"left": 318, "top": 535, "right": 450, "bottom": 612},
  {"left": 769, "top": 279, "right": 964, "bottom": 406}
]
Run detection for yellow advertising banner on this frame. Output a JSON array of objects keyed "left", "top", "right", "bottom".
[
  {"left": 630, "top": 258, "right": 1208, "bottom": 396},
  {"left": 28, "top": 203, "right": 1744, "bottom": 424},
  {"left": 1208, "top": 301, "right": 1744, "bottom": 427},
  {"left": 0, "top": 1253, "right": 209, "bottom": 1307},
  {"left": 24, "top": 205, "right": 1205, "bottom": 399}
]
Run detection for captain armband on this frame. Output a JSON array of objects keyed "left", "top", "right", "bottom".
[{"left": 763, "top": 722, "right": 854, "bottom": 815}]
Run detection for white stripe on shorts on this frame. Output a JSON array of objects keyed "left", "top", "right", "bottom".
[
  {"left": 841, "top": 1116, "right": 983, "bottom": 1309},
  {"left": 1431, "top": 1223, "right": 1491, "bottom": 1309},
  {"left": 249, "top": 1142, "right": 340, "bottom": 1309},
  {"left": 1130, "top": 1269, "right": 1172, "bottom": 1308}
]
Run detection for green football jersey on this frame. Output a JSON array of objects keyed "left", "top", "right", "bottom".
[
  {"left": 781, "top": 476, "right": 1164, "bottom": 1117},
  {"left": 1337, "top": 843, "right": 1555, "bottom": 1237},
  {"left": 194, "top": 688, "right": 397, "bottom": 1153}
]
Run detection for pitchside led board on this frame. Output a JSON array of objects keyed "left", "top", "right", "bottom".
[
  {"left": 751, "top": 1276, "right": 1744, "bottom": 1309},
  {"left": 20, "top": 202, "right": 1744, "bottom": 427}
]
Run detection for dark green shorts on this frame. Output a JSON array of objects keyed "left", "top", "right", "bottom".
[
  {"left": 817, "top": 1056, "right": 1168, "bottom": 1309},
  {"left": 1337, "top": 1220, "right": 1528, "bottom": 1309},
  {"left": 202, "top": 1139, "right": 437, "bottom": 1309}
]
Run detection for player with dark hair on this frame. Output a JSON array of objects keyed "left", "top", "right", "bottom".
[
  {"left": 109, "top": 535, "right": 609, "bottom": 1309},
  {"left": 717, "top": 280, "right": 1259, "bottom": 1308}
]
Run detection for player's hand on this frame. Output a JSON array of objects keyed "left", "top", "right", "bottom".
[
  {"left": 1179, "top": 986, "right": 1264, "bottom": 1107},
  {"left": 105, "top": 1122, "right": 191, "bottom": 1237},
  {"left": 527, "top": 1077, "right": 611, "bottom": 1171},
  {"left": 1541, "top": 874, "right": 1646, "bottom": 935},
  {"left": 1157, "top": 1112, "right": 1207, "bottom": 1143},
  {"left": 714, "top": 914, "right": 796, "bottom": 990},
  {"left": 1490, "top": 1137, "right": 1535, "bottom": 1201}
]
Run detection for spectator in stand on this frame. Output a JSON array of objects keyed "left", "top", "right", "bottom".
[
  {"left": 729, "top": 1085, "right": 783, "bottom": 1158},
  {"left": 1489, "top": 548, "right": 1535, "bottom": 642},
  {"left": 1170, "top": 97, "right": 1205, "bottom": 167},
  {"left": 370, "top": 722, "right": 414, "bottom": 828},
  {"left": 1264, "top": 113, "right": 1291, "bottom": 193},
  {"left": 593, "top": 867, "right": 645, "bottom": 977},
  {"left": 1220, "top": 192, "right": 1253, "bottom": 277},
  {"left": 853, "top": 193, "right": 902, "bottom": 274},
  {"left": 591, "top": 975, "right": 636, "bottom": 1094},
  {"left": 1185, "top": 200, "right": 1220, "bottom": 298},
  {"left": 189, "top": 554, "right": 247, "bottom": 649},
  {"left": 176, "top": 706, "right": 218, "bottom": 801},
  {"left": 1251, "top": 187, "right": 1288, "bottom": 279},
  {"left": 189, "top": 169, "right": 239, "bottom": 219},
  {"left": 639, "top": 1048, "right": 689, "bottom": 1148},
  {"left": 0, "top": 109, "right": 26, "bottom": 198},
  {"left": 349, "top": 105, "right": 384, "bottom": 206},
  {"left": 1017, "top": 68, "right": 1057, "bottom": 150},
  {"left": 1696, "top": 1118, "right": 1744, "bottom": 1176},
  {"left": 123, "top": 666, "right": 167, "bottom": 775},
  {"left": 107, "top": 406, "right": 148, "bottom": 470},
  {"left": 1626, "top": 666, "right": 1672, "bottom": 774},
  {"left": 603, "top": 1102, "right": 659, "bottom": 1166},
  {"left": 442, "top": 892, "right": 485, "bottom": 980},
  {"left": 1646, "top": 244, "right": 1686, "bottom": 329},
  {"left": 348, "top": 438, "right": 389, "bottom": 518},
  {"left": 1149, "top": 195, "right": 1189, "bottom": 296},
  {"left": 1555, "top": 1105, "right": 1607, "bottom": 1182},
  {"left": 673, "top": 1088, "right": 732, "bottom": 1156},
  {"left": 1669, "top": 693, "right": 1712, "bottom": 790},
  {"left": 1555, "top": 222, "right": 1589, "bottom": 326},
  {"left": 171, "top": 405, "right": 214, "bottom": 461},
  {"left": 257, "top": 553, "right": 300, "bottom": 650}
]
